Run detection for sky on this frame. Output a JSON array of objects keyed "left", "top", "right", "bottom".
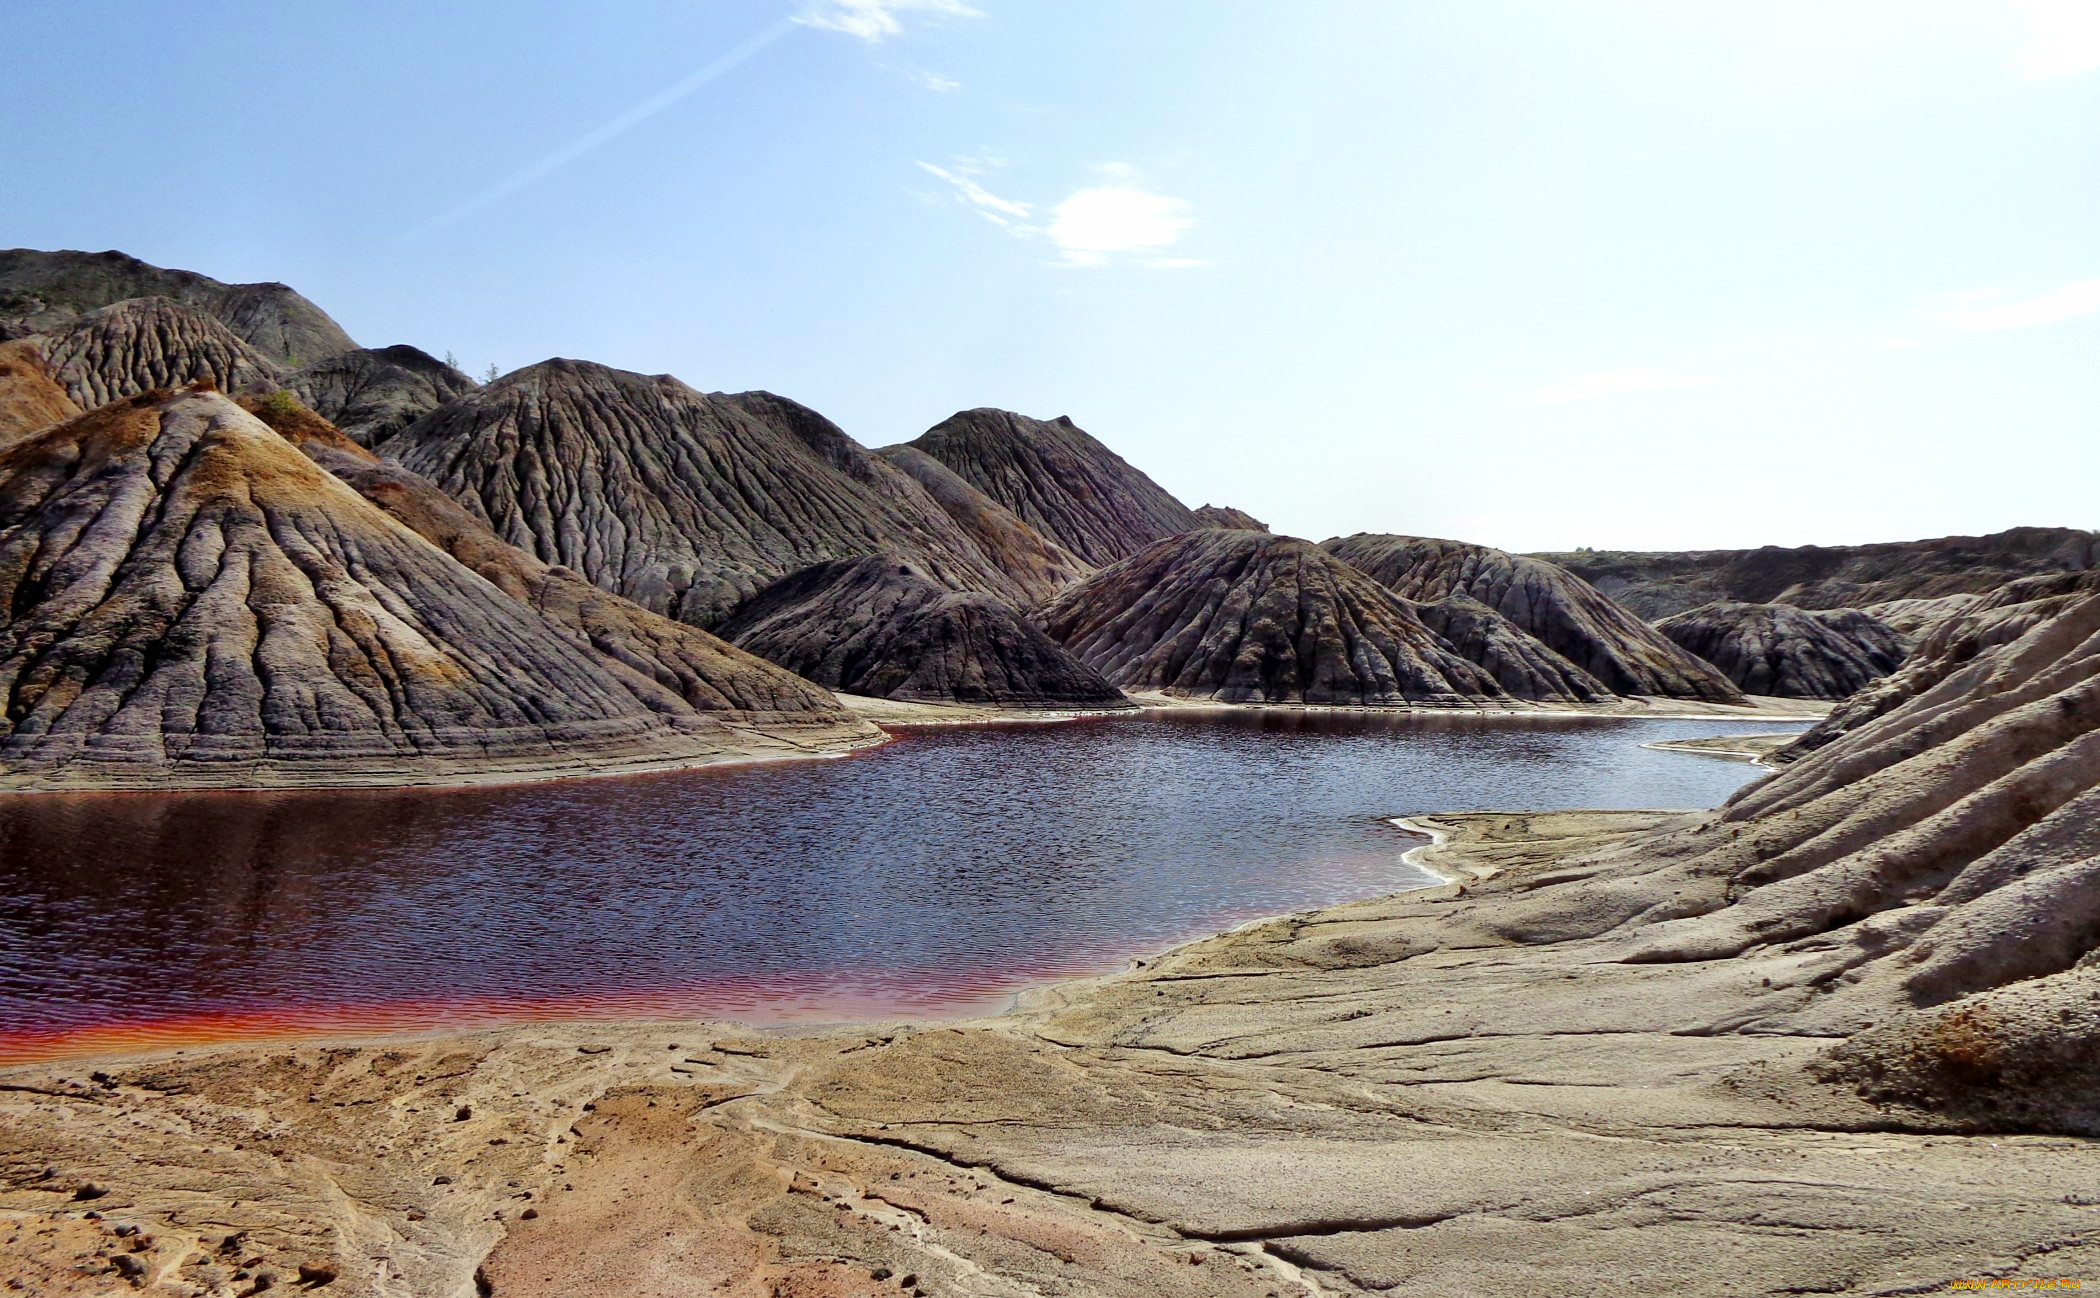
[{"left": 4, "top": 0, "right": 2096, "bottom": 552}]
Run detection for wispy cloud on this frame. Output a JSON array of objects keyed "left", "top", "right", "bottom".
[
  {"left": 1923, "top": 277, "right": 2100, "bottom": 330},
  {"left": 1537, "top": 369, "right": 1715, "bottom": 404},
  {"left": 916, "top": 161, "right": 1201, "bottom": 268},
  {"left": 409, "top": 20, "right": 794, "bottom": 237},
  {"left": 2010, "top": 0, "right": 2100, "bottom": 79},
  {"left": 909, "top": 70, "right": 962, "bottom": 92},
  {"left": 798, "top": 0, "right": 979, "bottom": 42}
]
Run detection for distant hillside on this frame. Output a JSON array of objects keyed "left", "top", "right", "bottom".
[{"left": 1533, "top": 527, "right": 2100, "bottom": 620}]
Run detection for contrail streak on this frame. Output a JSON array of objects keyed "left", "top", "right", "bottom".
[{"left": 408, "top": 19, "right": 797, "bottom": 238}]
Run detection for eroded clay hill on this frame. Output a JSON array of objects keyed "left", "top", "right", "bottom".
[
  {"left": 0, "top": 247, "right": 355, "bottom": 365},
  {"left": 1653, "top": 601, "right": 1908, "bottom": 699},
  {"left": 0, "top": 340, "right": 78, "bottom": 445},
  {"left": 0, "top": 388, "right": 870, "bottom": 790},
  {"left": 1324, "top": 532, "right": 1745, "bottom": 702},
  {"left": 901, "top": 408, "right": 1202, "bottom": 566},
  {"left": 1536, "top": 526, "right": 2100, "bottom": 620},
  {"left": 1037, "top": 529, "right": 1526, "bottom": 704},
  {"left": 873, "top": 444, "right": 1093, "bottom": 604},
  {"left": 288, "top": 344, "right": 478, "bottom": 446},
  {"left": 1192, "top": 503, "right": 1267, "bottom": 531},
  {"left": 383, "top": 361, "right": 1027, "bottom": 626},
  {"left": 718, "top": 555, "right": 1131, "bottom": 708},
  {"left": 1414, "top": 593, "right": 1610, "bottom": 702},
  {"left": 36, "top": 296, "right": 285, "bottom": 409}
]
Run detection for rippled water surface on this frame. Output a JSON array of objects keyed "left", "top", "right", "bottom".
[{"left": 0, "top": 711, "right": 1803, "bottom": 1059}]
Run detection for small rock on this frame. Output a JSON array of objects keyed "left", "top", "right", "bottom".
[
  {"left": 110, "top": 1254, "right": 146, "bottom": 1280},
  {"left": 433, "top": 1175, "right": 453, "bottom": 1186},
  {"left": 453, "top": 1105, "right": 472, "bottom": 1122},
  {"left": 871, "top": 1267, "right": 892, "bottom": 1280},
  {"left": 520, "top": 1208, "right": 538, "bottom": 1220},
  {"left": 73, "top": 1181, "right": 110, "bottom": 1201},
  {"left": 296, "top": 1260, "right": 338, "bottom": 1286}
]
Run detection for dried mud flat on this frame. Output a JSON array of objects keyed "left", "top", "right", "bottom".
[{"left": 4, "top": 812, "right": 2094, "bottom": 1298}]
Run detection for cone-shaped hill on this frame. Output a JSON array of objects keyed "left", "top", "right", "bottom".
[
  {"left": 0, "top": 247, "right": 356, "bottom": 365},
  {"left": 1192, "top": 504, "right": 1268, "bottom": 532},
  {"left": 1037, "top": 530, "right": 1532, "bottom": 705},
  {"left": 1413, "top": 594, "right": 1611, "bottom": 702},
  {"left": 873, "top": 444, "right": 1093, "bottom": 604},
  {"left": 288, "top": 344, "right": 478, "bottom": 446},
  {"left": 0, "top": 388, "right": 872, "bottom": 790},
  {"left": 382, "top": 360, "right": 1029, "bottom": 626},
  {"left": 0, "top": 340, "right": 79, "bottom": 446},
  {"left": 717, "top": 555, "right": 1132, "bottom": 709},
  {"left": 37, "top": 296, "right": 286, "bottom": 409},
  {"left": 1323, "top": 533, "right": 1745, "bottom": 702},
  {"left": 1653, "top": 601, "right": 1908, "bottom": 699},
  {"left": 901, "top": 409, "right": 1202, "bottom": 566}
]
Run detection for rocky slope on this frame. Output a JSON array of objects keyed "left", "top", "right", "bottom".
[
  {"left": 0, "top": 247, "right": 356, "bottom": 365},
  {"left": 0, "top": 387, "right": 872, "bottom": 790},
  {"left": 717, "top": 555, "right": 1131, "bottom": 708},
  {"left": 239, "top": 393, "right": 857, "bottom": 721},
  {"left": 1037, "top": 530, "right": 1528, "bottom": 704},
  {"left": 0, "top": 339, "right": 78, "bottom": 445},
  {"left": 1536, "top": 526, "right": 2100, "bottom": 619},
  {"left": 35, "top": 296, "right": 286, "bottom": 409},
  {"left": 902, "top": 408, "right": 1202, "bottom": 565},
  {"left": 287, "top": 344, "right": 477, "bottom": 446},
  {"left": 383, "top": 361, "right": 1028, "bottom": 625},
  {"left": 1653, "top": 600, "right": 1908, "bottom": 699},
  {"left": 1324, "top": 532, "right": 1746, "bottom": 702},
  {"left": 873, "top": 443, "right": 1094, "bottom": 603}
]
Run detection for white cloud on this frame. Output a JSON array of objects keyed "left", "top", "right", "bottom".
[
  {"left": 2010, "top": 0, "right": 2100, "bottom": 79},
  {"left": 1537, "top": 369, "right": 1716, "bottom": 404},
  {"left": 1047, "top": 187, "right": 1196, "bottom": 267},
  {"left": 916, "top": 162, "right": 1032, "bottom": 228},
  {"left": 910, "top": 70, "right": 962, "bottom": 92},
  {"left": 798, "top": 0, "right": 979, "bottom": 42},
  {"left": 1923, "top": 277, "right": 2100, "bottom": 330},
  {"left": 914, "top": 162, "right": 1202, "bottom": 268}
]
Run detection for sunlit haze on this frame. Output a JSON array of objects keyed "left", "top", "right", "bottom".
[{"left": 6, "top": 0, "right": 2095, "bottom": 551}]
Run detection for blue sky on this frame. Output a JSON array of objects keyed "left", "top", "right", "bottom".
[{"left": 5, "top": 1, "right": 2096, "bottom": 551}]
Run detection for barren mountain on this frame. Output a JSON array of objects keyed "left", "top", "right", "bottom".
[
  {"left": 1038, "top": 530, "right": 1522, "bottom": 704},
  {"left": 1652, "top": 601, "right": 1908, "bottom": 699},
  {"left": 36, "top": 296, "right": 285, "bottom": 408},
  {"left": 0, "top": 388, "right": 870, "bottom": 790},
  {"left": 383, "top": 360, "right": 1028, "bottom": 625},
  {"left": 0, "top": 247, "right": 355, "bottom": 365},
  {"left": 1192, "top": 503, "right": 1268, "bottom": 531},
  {"left": 903, "top": 408, "right": 1202, "bottom": 565},
  {"left": 873, "top": 443, "right": 1093, "bottom": 603},
  {"left": 717, "top": 555, "right": 1131, "bottom": 708},
  {"left": 1535, "top": 526, "right": 2100, "bottom": 619},
  {"left": 0, "top": 340, "right": 78, "bottom": 445},
  {"left": 288, "top": 344, "right": 477, "bottom": 446},
  {"left": 1324, "top": 533, "right": 1746, "bottom": 702}
]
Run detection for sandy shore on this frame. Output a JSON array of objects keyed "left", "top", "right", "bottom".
[
  {"left": 5, "top": 809, "right": 2091, "bottom": 1297},
  {"left": 1641, "top": 732, "right": 1805, "bottom": 765}
]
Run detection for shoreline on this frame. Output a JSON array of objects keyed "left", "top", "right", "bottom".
[{"left": 5, "top": 809, "right": 2085, "bottom": 1296}]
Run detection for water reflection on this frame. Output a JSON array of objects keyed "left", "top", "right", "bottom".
[{"left": 0, "top": 711, "right": 1801, "bottom": 1058}]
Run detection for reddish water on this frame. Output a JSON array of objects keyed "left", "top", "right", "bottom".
[{"left": 0, "top": 711, "right": 1797, "bottom": 1062}]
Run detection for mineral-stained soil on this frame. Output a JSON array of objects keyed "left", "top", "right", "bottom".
[
  {"left": 9, "top": 581, "right": 2100, "bottom": 1293},
  {"left": 383, "top": 361, "right": 1031, "bottom": 626},
  {"left": 1037, "top": 530, "right": 1519, "bottom": 704},
  {"left": 0, "top": 246, "right": 356, "bottom": 365},
  {"left": 902, "top": 408, "right": 1203, "bottom": 566},
  {"left": 1535, "top": 526, "right": 2100, "bottom": 619},
  {"left": 0, "top": 338, "right": 78, "bottom": 445},
  {"left": 873, "top": 444, "right": 1095, "bottom": 604},
  {"left": 1323, "top": 533, "right": 1746, "bottom": 702},
  {"left": 1653, "top": 600, "right": 1909, "bottom": 699},
  {"left": 717, "top": 554, "right": 1133, "bottom": 708},
  {"left": 287, "top": 344, "right": 478, "bottom": 446},
  {"left": 34, "top": 296, "right": 286, "bottom": 409},
  {"left": 0, "top": 388, "right": 876, "bottom": 790}
]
